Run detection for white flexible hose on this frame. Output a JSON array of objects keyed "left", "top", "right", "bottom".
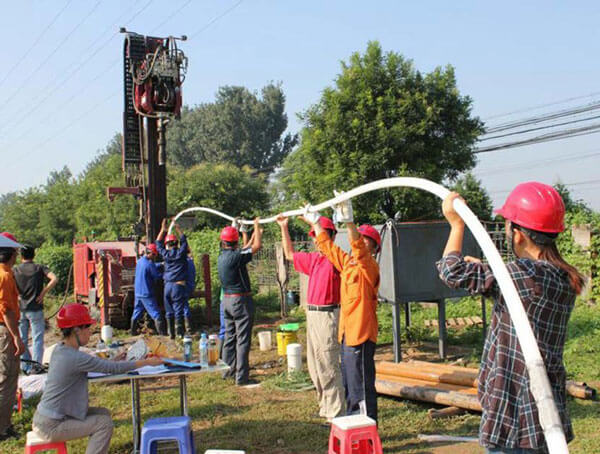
[{"left": 169, "top": 176, "right": 568, "bottom": 453}]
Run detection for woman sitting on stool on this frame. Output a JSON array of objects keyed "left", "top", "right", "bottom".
[{"left": 32, "top": 304, "right": 162, "bottom": 454}]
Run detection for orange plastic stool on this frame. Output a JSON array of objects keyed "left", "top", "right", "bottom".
[
  {"left": 24, "top": 431, "right": 68, "bottom": 454},
  {"left": 328, "top": 415, "right": 382, "bottom": 454}
]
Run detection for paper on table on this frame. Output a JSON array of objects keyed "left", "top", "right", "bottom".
[
  {"left": 88, "top": 372, "right": 109, "bottom": 378},
  {"left": 133, "top": 365, "right": 169, "bottom": 375}
]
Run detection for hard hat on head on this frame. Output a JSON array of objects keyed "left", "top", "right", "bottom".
[
  {"left": 0, "top": 232, "right": 18, "bottom": 243},
  {"left": 57, "top": 303, "right": 96, "bottom": 329},
  {"left": 220, "top": 226, "right": 239, "bottom": 243},
  {"left": 146, "top": 243, "right": 158, "bottom": 255},
  {"left": 495, "top": 181, "right": 565, "bottom": 233},
  {"left": 308, "top": 217, "right": 337, "bottom": 238},
  {"left": 358, "top": 224, "right": 381, "bottom": 250},
  {"left": 165, "top": 234, "right": 178, "bottom": 244}
]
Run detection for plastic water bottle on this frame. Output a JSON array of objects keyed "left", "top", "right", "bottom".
[
  {"left": 199, "top": 333, "right": 208, "bottom": 366},
  {"left": 183, "top": 336, "right": 192, "bottom": 362}
]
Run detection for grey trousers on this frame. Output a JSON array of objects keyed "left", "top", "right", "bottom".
[
  {"left": 222, "top": 294, "right": 254, "bottom": 384},
  {"left": 33, "top": 407, "right": 114, "bottom": 454},
  {"left": 306, "top": 308, "right": 344, "bottom": 420},
  {"left": 0, "top": 325, "right": 19, "bottom": 435}
]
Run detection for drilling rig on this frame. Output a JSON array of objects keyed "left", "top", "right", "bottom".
[{"left": 73, "top": 30, "right": 211, "bottom": 329}]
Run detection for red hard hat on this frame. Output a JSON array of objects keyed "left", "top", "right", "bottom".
[
  {"left": 308, "top": 217, "right": 337, "bottom": 238},
  {"left": 165, "top": 234, "right": 178, "bottom": 243},
  {"left": 494, "top": 182, "right": 565, "bottom": 233},
  {"left": 358, "top": 224, "right": 381, "bottom": 249},
  {"left": 0, "top": 232, "right": 18, "bottom": 243},
  {"left": 146, "top": 243, "right": 158, "bottom": 255},
  {"left": 56, "top": 303, "right": 96, "bottom": 329},
  {"left": 220, "top": 226, "right": 239, "bottom": 242}
]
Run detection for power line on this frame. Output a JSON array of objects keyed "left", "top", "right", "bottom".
[
  {"left": 475, "top": 149, "right": 600, "bottom": 176},
  {"left": 151, "top": 0, "right": 193, "bottom": 33},
  {"left": 0, "top": 0, "right": 73, "bottom": 89},
  {"left": 190, "top": 0, "right": 244, "bottom": 39},
  {"left": 0, "top": 0, "right": 155, "bottom": 139},
  {"left": 474, "top": 122, "right": 600, "bottom": 154},
  {"left": 479, "top": 113, "right": 600, "bottom": 142},
  {"left": 489, "top": 178, "right": 600, "bottom": 195},
  {"left": 483, "top": 91, "right": 600, "bottom": 121},
  {"left": 0, "top": 1, "right": 103, "bottom": 114}
]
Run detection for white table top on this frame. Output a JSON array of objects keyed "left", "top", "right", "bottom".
[{"left": 89, "top": 361, "right": 229, "bottom": 383}]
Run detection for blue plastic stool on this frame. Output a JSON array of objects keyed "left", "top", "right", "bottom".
[{"left": 140, "top": 416, "right": 195, "bottom": 454}]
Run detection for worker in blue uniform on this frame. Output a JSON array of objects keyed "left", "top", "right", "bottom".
[
  {"left": 184, "top": 251, "right": 196, "bottom": 335},
  {"left": 156, "top": 219, "right": 189, "bottom": 339},
  {"left": 131, "top": 243, "right": 165, "bottom": 335}
]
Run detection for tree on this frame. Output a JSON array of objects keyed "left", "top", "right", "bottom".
[
  {"left": 0, "top": 187, "right": 46, "bottom": 247},
  {"left": 167, "top": 163, "right": 269, "bottom": 229},
  {"left": 451, "top": 173, "right": 493, "bottom": 221},
  {"left": 39, "top": 166, "right": 77, "bottom": 245},
  {"left": 168, "top": 83, "right": 298, "bottom": 171},
  {"left": 280, "top": 41, "right": 483, "bottom": 223}
]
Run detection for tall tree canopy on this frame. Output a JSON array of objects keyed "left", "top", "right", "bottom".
[
  {"left": 451, "top": 173, "right": 493, "bottom": 221},
  {"left": 167, "top": 162, "right": 269, "bottom": 229},
  {"left": 281, "top": 41, "right": 483, "bottom": 223},
  {"left": 168, "top": 83, "right": 298, "bottom": 171}
]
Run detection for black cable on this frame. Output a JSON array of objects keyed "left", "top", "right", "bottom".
[
  {"left": 190, "top": 0, "right": 245, "bottom": 39},
  {"left": 45, "top": 263, "right": 74, "bottom": 320}
]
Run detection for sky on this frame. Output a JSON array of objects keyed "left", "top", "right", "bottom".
[{"left": 1, "top": 0, "right": 600, "bottom": 210}]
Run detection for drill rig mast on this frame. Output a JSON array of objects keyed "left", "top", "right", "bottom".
[{"left": 116, "top": 28, "right": 187, "bottom": 241}]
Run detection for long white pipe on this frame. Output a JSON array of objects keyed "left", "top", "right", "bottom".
[{"left": 169, "top": 176, "right": 568, "bottom": 453}]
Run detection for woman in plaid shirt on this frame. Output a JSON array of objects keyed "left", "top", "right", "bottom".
[{"left": 437, "top": 182, "right": 585, "bottom": 454}]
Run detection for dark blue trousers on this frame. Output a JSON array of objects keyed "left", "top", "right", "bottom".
[
  {"left": 341, "top": 337, "right": 377, "bottom": 422},
  {"left": 164, "top": 282, "right": 187, "bottom": 319},
  {"left": 222, "top": 294, "right": 254, "bottom": 384}
]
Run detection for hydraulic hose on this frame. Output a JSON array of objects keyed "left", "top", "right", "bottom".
[{"left": 169, "top": 176, "right": 568, "bottom": 453}]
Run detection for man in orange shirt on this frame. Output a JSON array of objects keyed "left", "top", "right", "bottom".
[
  {"left": 303, "top": 199, "right": 381, "bottom": 422},
  {"left": 0, "top": 232, "right": 25, "bottom": 440}
]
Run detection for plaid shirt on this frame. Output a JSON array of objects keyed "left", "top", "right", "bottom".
[{"left": 436, "top": 252, "right": 575, "bottom": 452}]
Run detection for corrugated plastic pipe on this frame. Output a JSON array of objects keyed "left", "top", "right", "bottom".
[{"left": 169, "top": 176, "right": 568, "bottom": 453}]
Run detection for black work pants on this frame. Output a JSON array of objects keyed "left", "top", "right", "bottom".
[
  {"left": 222, "top": 294, "right": 254, "bottom": 384},
  {"left": 341, "top": 337, "right": 377, "bottom": 423}
]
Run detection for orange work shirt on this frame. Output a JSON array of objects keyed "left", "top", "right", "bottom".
[
  {"left": 315, "top": 231, "right": 379, "bottom": 346},
  {"left": 0, "top": 263, "right": 19, "bottom": 322}
]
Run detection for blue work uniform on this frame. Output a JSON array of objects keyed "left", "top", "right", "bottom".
[
  {"left": 132, "top": 256, "right": 162, "bottom": 321},
  {"left": 156, "top": 235, "right": 189, "bottom": 319},
  {"left": 218, "top": 247, "right": 254, "bottom": 385},
  {"left": 183, "top": 257, "right": 196, "bottom": 318}
]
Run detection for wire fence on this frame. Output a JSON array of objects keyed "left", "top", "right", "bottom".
[{"left": 249, "top": 223, "right": 511, "bottom": 294}]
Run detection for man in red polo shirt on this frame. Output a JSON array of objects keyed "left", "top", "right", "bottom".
[{"left": 277, "top": 215, "right": 344, "bottom": 423}]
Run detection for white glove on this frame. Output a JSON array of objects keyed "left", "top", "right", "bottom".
[
  {"left": 303, "top": 204, "right": 321, "bottom": 225},
  {"left": 239, "top": 223, "right": 249, "bottom": 233},
  {"left": 231, "top": 218, "right": 241, "bottom": 230},
  {"left": 332, "top": 190, "right": 354, "bottom": 224}
]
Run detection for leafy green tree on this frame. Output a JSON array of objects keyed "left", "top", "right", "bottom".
[
  {"left": 451, "top": 172, "right": 493, "bottom": 221},
  {"left": 167, "top": 163, "right": 269, "bottom": 229},
  {"left": 281, "top": 41, "right": 483, "bottom": 223},
  {"left": 0, "top": 187, "right": 46, "bottom": 247},
  {"left": 39, "top": 166, "right": 77, "bottom": 245},
  {"left": 74, "top": 134, "right": 138, "bottom": 241},
  {"left": 168, "top": 83, "right": 298, "bottom": 171}
]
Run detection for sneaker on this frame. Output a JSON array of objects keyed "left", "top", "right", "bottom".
[{"left": 236, "top": 378, "right": 260, "bottom": 388}]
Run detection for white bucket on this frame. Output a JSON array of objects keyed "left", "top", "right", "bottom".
[
  {"left": 101, "top": 325, "right": 113, "bottom": 345},
  {"left": 286, "top": 343, "right": 302, "bottom": 373},
  {"left": 258, "top": 331, "right": 272, "bottom": 351}
]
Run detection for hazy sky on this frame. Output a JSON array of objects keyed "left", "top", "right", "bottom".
[{"left": 1, "top": 0, "right": 599, "bottom": 210}]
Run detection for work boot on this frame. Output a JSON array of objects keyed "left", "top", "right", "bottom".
[
  {"left": 175, "top": 318, "right": 185, "bottom": 338},
  {"left": 184, "top": 317, "right": 193, "bottom": 336},
  {"left": 167, "top": 318, "right": 175, "bottom": 339},
  {"left": 154, "top": 318, "right": 167, "bottom": 336},
  {"left": 130, "top": 318, "right": 140, "bottom": 336}
]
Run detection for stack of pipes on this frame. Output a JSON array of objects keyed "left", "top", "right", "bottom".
[{"left": 375, "top": 360, "right": 596, "bottom": 415}]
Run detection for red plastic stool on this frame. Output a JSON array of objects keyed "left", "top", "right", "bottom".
[
  {"left": 328, "top": 415, "right": 382, "bottom": 454},
  {"left": 24, "top": 430, "right": 68, "bottom": 454}
]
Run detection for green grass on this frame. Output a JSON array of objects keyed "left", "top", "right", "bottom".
[{"left": 2, "top": 294, "right": 599, "bottom": 453}]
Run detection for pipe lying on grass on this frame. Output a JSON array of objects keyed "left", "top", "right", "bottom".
[{"left": 170, "top": 177, "right": 569, "bottom": 453}]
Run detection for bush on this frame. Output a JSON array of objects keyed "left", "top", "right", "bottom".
[
  {"left": 35, "top": 242, "right": 73, "bottom": 295},
  {"left": 187, "top": 229, "right": 222, "bottom": 299}
]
